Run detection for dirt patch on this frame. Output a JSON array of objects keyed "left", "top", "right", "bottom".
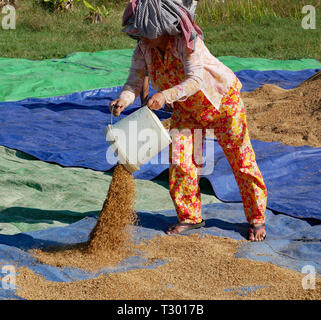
[
  {"left": 16, "top": 234, "right": 321, "bottom": 300},
  {"left": 30, "top": 164, "right": 137, "bottom": 271}
]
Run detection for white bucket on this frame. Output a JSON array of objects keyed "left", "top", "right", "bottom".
[{"left": 105, "top": 106, "right": 172, "bottom": 173}]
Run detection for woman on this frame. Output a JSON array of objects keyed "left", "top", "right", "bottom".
[{"left": 110, "top": 0, "right": 267, "bottom": 241}]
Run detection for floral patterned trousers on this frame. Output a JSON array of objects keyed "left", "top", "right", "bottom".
[{"left": 168, "top": 80, "right": 268, "bottom": 225}]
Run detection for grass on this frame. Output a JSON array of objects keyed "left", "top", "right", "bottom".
[
  {"left": 0, "top": 0, "right": 320, "bottom": 60},
  {"left": 197, "top": 0, "right": 321, "bottom": 23},
  {"left": 202, "top": 16, "right": 321, "bottom": 60}
]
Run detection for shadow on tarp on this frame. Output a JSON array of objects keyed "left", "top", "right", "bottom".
[
  {"left": 0, "top": 202, "right": 320, "bottom": 299},
  {"left": 0, "top": 207, "right": 90, "bottom": 233}
]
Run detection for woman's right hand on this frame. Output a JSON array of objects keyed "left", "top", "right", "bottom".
[{"left": 109, "top": 99, "right": 127, "bottom": 116}]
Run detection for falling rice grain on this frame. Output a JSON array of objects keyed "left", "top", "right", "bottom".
[{"left": 31, "top": 164, "right": 138, "bottom": 271}]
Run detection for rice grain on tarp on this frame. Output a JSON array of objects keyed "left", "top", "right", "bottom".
[
  {"left": 242, "top": 77, "right": 321, "bottom": 148},
  {"left": 17, "top": 234, "right": 321, "bottom": 300}
]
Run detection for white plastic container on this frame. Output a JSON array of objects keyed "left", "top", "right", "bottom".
[{"left": 105, "top": 106, "right": 172, "bottom": 173}]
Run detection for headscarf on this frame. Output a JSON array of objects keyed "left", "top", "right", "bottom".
[{"left": 122, "top": 0, "right": 203, "bottom": 51}]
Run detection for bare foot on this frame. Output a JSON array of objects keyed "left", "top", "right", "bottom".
[{"left": 248, "top": 224, "right": 266, "bottom": 242}]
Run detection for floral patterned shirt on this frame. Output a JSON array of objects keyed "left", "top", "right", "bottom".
[{"left": 119, "top": 35, "right": 239, "bottom": 111}]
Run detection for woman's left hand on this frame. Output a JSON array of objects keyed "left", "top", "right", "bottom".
[{"left": 147, "top": 92, "right": 166, "bottom": 110}]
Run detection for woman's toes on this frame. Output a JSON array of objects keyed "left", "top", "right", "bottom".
[
  {"left": 249, "top": 224, "right": 266, "bottom": 242},
  {"left": 255, "top": 230, "right": 266, "bottom": 241}
]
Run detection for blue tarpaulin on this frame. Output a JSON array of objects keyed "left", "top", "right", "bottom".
[
  {"left": 0, "top": 202, "right": 320, "bottom": 299},
  {"left": 236, "top": 68, "right": 320, "bottom": 91},
  {"left": 0, "top": 72, "right": 320, "bottom": 221},
  {"left": 1, "top": 68, "right": 320, "bottom": 170}
]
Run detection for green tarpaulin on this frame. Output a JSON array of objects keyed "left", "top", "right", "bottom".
[
  {"left": 0, "top": 49, "right": 320, "bottom": 102},
  {"left": 218, "top": 56, "right": 321, "bottom": 72},
  {"left": 0, "top": 146, "right": 220, "bottom": 235}
]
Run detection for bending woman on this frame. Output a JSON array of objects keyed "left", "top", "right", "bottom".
[{"left": 110, "top": 0, "right": 267, "bottom": 241}]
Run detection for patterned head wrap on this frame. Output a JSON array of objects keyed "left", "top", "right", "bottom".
[{"left": 122, "top": 0, "right": 203, "bottom": 51}]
